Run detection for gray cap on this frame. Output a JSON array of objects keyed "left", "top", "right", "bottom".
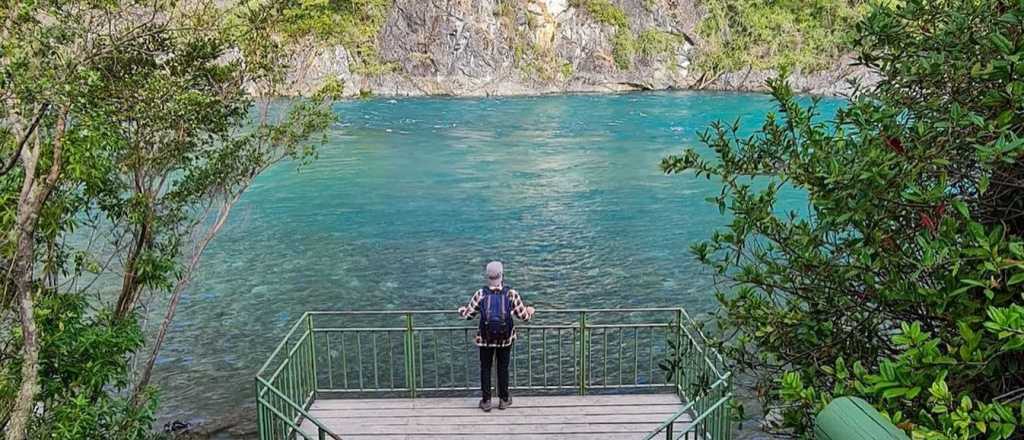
[{"left": 485, "top": 261, "right": 503, "bottom": 288}]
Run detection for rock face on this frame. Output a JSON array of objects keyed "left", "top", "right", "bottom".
[
  {"left": 701, "top": 54, "right": 880, "bottom": 96},
  {"left": 285, "top": 0, "right": 869, "bottom": 97}
]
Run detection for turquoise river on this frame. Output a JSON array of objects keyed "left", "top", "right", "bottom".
[{"left": 153, "top": 91, "right": 841, "bottom": 433}]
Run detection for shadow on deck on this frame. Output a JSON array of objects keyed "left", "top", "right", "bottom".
[{"left": 256, "top": 308, "right": 732, "bottom": 440}]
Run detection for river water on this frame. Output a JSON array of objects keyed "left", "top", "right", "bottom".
[{"left": 152, "top": 91, "right": 841, "bottom": 432}]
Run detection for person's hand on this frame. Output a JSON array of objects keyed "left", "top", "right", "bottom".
[
  {"left": 458, "top": 306, "right": 467, "bottom": 315},
  {"left": 526, "top": 306, "right": 536, "bottom": 317}
]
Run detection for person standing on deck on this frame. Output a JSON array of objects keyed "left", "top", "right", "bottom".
[{"left": 458, "top": 261, "right": 535, "bottom": 412}]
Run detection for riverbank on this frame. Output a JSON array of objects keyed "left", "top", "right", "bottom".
[
  {"left": 285, "top": 49, "right": 875, "bottom": 98},
  {"left": 277, "top": 0, "right": 874, "bottom": 99}
]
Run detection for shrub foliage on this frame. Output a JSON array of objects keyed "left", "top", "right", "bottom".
[
  {"left": 695, "top": 0, "right": 866, "bottom": 77},
  {"left": 279, "top": 0, "right": 395, "bottom": 75},
  {"left": 664, "top": 0, "right": 1024, "bottom": 438},
  {"left": 0, "top": 0, "right": 333, "bottom": 437}
]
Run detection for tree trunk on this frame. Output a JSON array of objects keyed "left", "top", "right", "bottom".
[
  {"left": 4, "top": 111, "right": 65, "bottom": 440},
  {"left": 131, "top": 269, "right": 187, "bottom": 405},
  {"left": 131, "top": 194, "right": 241, "bottom": 404},
  {"left": 6, "top": 223, "right": 41, "bottom": 440},
  {"left": 115, "top": 221, "right": 150, "bottom": 320}
]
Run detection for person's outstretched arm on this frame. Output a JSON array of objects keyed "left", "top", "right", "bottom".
[
  {"left": 458, "top": 289, "right": 483, "bottom": 320},
  {"left": 509, "top": 289, "right": 535, "bottom": 321}
]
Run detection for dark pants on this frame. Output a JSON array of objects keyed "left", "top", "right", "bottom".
[{"left": 479, "top": 346, "right": 511, "bottom": 401}]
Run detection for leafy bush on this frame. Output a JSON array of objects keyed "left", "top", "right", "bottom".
[
  {"left": 664, "top": 0, "right": 1024, "bottom": 437},
  {"left": 637, "top": 30, "right": 681, "bottom": 59},
  {"left": 279, "top": 0, "right": 395, "bottom": 75},
  {"left": 1, "top": 0, "right": 333, "bottom": 437},
  {"left": 612, "top": 30, "right": 636, "bottom": 70},
  {"left": 1, "top": 295, "right": 155, "bottom": 439},
  {"left": 570, "top": 0, "right": 629, "bottom": 29},
  {"left": 571, "top": 0, "right": 638, "bottom": 70},
  {"left": 560, "top": 61, "right": 574, "bottom": 79},
  {"left": 695, "top": 0, "right": 866, "bottom": 76}
]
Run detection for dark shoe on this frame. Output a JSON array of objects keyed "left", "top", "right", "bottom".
[
  {"left": 498, "top": 398, "right": 512, "bottom": 410},
  {"left": 479, "top": 399, "right": 492, "bottom": 412}
]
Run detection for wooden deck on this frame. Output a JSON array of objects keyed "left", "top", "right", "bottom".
[{"left": 300, "top": 394, "right": 689, "bottom": 439}]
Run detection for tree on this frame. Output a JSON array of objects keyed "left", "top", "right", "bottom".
[
  {"left": 663, "top": 0, "right": 1024, "bottom": 437},
  {"left": 692, "top": 0, "right": 866, "bottom": 86},
  {"left": 0, "top": 0, "right": 336, "bottom": 437}
]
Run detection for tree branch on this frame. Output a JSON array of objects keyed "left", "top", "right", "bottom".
[
  {"left": 1, "top": 103, "right": 50, "bottom": 177},
  {"left": 131, "top": 190, "right": 244, "bottom": 404}
]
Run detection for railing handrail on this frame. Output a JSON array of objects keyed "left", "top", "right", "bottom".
[
  {"left": 642, "top": 374, "right": 733, "bottom": 439},
  {"left": 306, "top": 307, "right": 692, "bottom": 315},
  {"left": 309, "top": 322, "right": 675, "bottom": 331},
  {"left": 257, "top": 377, "right": 340, "bottom": 439},
  {"left": 303, "top": 307, "right": 728, "bottom": 381},
  {"left": 257, "top": 311, "right": 310, "bottom": 378},
  {"left": 679, "top": 306, "right": 727, "bottom": 365},
  {"left": 256, "top": 306, "right": 734, "bottom": 440},
  {"left": 255, "top": 396, "right": 314, "bottom": 440},
  {"left": 643, "top": 392, "right": 734, "bottom": 440}
]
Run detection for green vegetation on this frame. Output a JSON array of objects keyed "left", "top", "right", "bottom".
[
  {"left": 516, "top": 42, "right": 575, "bottom": 81},
  {"left": 0, "top": 0, "right": 334, "bottom": 438},
  {"left": 560, "top": 61, "right": 575, "bottom": 79},
  {"left": 280, "top": 0, "right": 395, "bottom": 75},
  {"left": 637, "top": 30, "right": 682, "bottom": 59},
  {"left": 664, "top": 0, "right": 1024, "bottom": 437},
  {"left": 317, "top": 77, "right": 347, "bottom": 100},
  {"left": 695, "top": 0, "right": 866, "bottom": 78},
  {"left": 611, "top": 30, "right": 636, "bottom": 70},
  {"left": 570, "top": 0, "right": 636, "bottom": 70},
  {"left": 570, "top": 0, "right": 629, "bottom": 29},
  {"left": 499, "top": 0, "right": 573, "bottom": 82},
  {"left": 6, "top": 295, "right": 155, "bottom": 439},
  {"left": 571, "top": 0, "right": 680, "bottom": 71}
]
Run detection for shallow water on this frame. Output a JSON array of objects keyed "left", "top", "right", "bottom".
[{"left": 153, "top": 91, "right": 841, "bottom": 430}]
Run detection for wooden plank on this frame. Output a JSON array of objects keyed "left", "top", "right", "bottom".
[
  {"left": 304, "top": 413, "right": 681, "bottom": 425},
  {"left": 314, "top": 422, "right": 671, "bottom": 435},
  {"left": 310, "top": 394, "right": 680, "bottom": 410},
  {"left": 309, "top": 405, "right": 682, "bottom": 418},
  {"left": 299, "top": 434, "right": 671, "bottom": 440},
  {"left": 298, "top": 393, "right": 690, "bottom": 440},
  {"left": 297, "top": 422, "right": 691, "bottom": 439}
]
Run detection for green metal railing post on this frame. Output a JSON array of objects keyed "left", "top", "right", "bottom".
[
  {"left": 308, "top": 314, "right": 318, "bottom": 396},
  {"left": 578, "top": 311, "right": 587, "bottom": 395},
  {"left": 404, "top": 313, "right": 416, "bottom": 398},
  {"left": 258, "top": 308, "right": 731, "bottom": 440},
  {"left": 255, "top": 379, "right": 265, "bottom": 440},
  {"left": 674, "top": 308, "right": 683, "bottom": 398}
]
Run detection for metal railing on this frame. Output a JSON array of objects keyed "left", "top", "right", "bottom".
[
  {"left": 255, "top": 307, "right": 732, "bottom": 440},
  {"left": 255, "top": 313, "right": 339, "bottom": 440}
]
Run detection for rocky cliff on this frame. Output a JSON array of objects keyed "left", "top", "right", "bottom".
[{"left": 285, "top": 0, "right": 873, "bottom": 97}]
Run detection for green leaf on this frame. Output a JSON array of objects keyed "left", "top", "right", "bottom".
[
  {"left": 882, "top": 387, "right": 910, "bottom": 399},
  {"left": 905, "top": 386, "right": 922, "bottom": 399},
  {"left": 991, "top": 33, "right": 1014, "bottom": 54},
  {"left": 953, "top": 200, "right": 971, "bottom": 218}
]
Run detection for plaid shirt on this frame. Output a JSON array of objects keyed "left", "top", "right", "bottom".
[{"left": 459, "top": 286, "right": 533, "bottom": 347}]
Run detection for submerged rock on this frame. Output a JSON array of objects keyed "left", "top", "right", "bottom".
[{"left": 163, "top": 409, "right": 258, "bottom": 440}]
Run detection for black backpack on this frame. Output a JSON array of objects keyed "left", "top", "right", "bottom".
[{"left": 479, "top": 286, "right": 513, "bottom": 342}]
